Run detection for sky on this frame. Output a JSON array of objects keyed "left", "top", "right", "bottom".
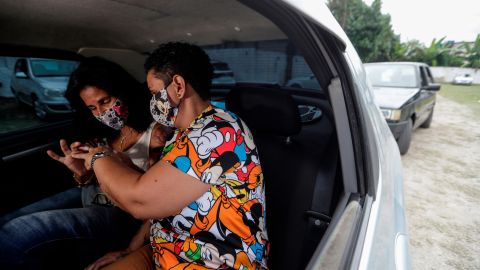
[{"left": 360, "top": 0, "right": 480, "bottom": 45}]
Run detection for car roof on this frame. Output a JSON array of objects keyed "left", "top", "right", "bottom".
[
  {"left": 0, "top": 0, "right": 347, "bottom": 53},
  {"left": 0, "top": 0, "right": 285, "bottom": 53},
  {"left": 0, "top": 44, "right": 84, "bottom": 60},
  {"left": 364, "top": 62, "right": 429, "bottom": 67}
]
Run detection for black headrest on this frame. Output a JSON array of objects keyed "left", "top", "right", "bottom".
[{"left": 226, "top": 87, "right": 301, "bottom": 136}]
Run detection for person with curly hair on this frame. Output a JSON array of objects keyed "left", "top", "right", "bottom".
[
  {"left": 0, "top": 57, "right": 171, "bottom": 269},
  {"left": 75, "top": 42, "right": 269, "bottom": 270}
]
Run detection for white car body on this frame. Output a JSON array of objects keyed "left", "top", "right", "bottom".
[
  {"left": 0, "top": 1, "right": 411, "bottom": 269},
  {"left": 10, "top": 58, "right": 78, "bottom": 119},
  {"left": 372, "top": 87, "right": 419, "bottom": 109},
  {"left": 453, "top": 74, "right": 473, "bottom": 85}
]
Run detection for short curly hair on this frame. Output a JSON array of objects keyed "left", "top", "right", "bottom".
[{"left": 144, "top": 42, "right": 213, "bottom": 100}]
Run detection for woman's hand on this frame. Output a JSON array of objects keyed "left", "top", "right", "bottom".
[
  {"left": 84, "top": 249, "right": 130, "bottom": 270},
  {"left": 47, "top": 139, "right": 88, "bottom": 177},
  {"left": 71, "top": 145, "right": 110, "bottom": 170},
  {"left": 85, "top": 221, "right": 150, "bottom": 270},
  {"left": 72, "top": 144, "right": 134, "bottom": 171}
]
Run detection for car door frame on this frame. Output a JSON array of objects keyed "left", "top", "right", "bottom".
[
  {"left": 240, "top": 0, "right": 380, "bottom": 268},
  {"left": 0, "top": 45, "right": 84, "bottom": 214},
  {"left": 414, "top": 65, "right": 436, "bottom": 128}
]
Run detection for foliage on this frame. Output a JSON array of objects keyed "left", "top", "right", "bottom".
[
  {"left": 462, "top": 34, "right": 480, "bottom": 68},
  {"left": 328, "top": 0, "right": 400, "bottom": 62},
  {"left": 327, "top": 0, "right": 472, "bottom": 67},
  {"left": 393, "top": 40, "right": 425, "bottom": 61},
  {"left": 421, "top": 37, "right": 463, "bottom": 67}
]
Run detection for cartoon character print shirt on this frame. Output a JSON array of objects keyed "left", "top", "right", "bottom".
[{"left": 150, "top": 106, "right": 269, "bottom": 270}]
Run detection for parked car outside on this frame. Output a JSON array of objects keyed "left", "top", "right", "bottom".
[
  {"left": 10, "top": 57, "right": 79, "bottom": 119},
  {"left": 452, "top": 74, "right": 473, "bottom": 85},
  {"left": 364, "top": 62, "right": 440, "bottom": 154},
  {"left": 0, "top": 1, "right": 410, "bottom": 269}
]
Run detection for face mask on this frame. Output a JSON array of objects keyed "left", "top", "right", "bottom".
[
  {"left": 95, "top": 99, "right": 128, "bottom": 130},
  {"left": 150, "top": 88, "right": 178, "bottom": 128}
]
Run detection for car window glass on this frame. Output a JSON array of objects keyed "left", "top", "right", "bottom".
[
  {"left": 204, "top": 40, "right": 320, "bottom": 91},
  {"left": 365, "top": 64, "right": 417, "bottom": 88},
  {"left": 194, "top": 5, "right": 322, "bottom": 123},
  {"left": 204, "top": 41, "right": 322, "bottom": 124},
  {"left": 0, "top": 56, "right": 78, "bottom": 135},
  {"left": 425, "top": 67, "right": 434, "bottom": 84},
  {"left": 419, "top": 67, "right": 425, "bottom": 85},
  {"left": 14, "top": 59, "right": 28, "bottom": 74},
  {"left": 420, "top": 67, "right": 433, "bottom": 86},
  {"left": 30, "top": 59, "right": 78, "bottom": 77}
]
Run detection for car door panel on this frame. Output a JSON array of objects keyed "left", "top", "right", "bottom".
[
  {"left": 415, "top": 67, "right": 436, "bottom": 127},
  {"left": 413, "top": 91, "right": 433, "bottom": 127},
  {"left": 0, "top": 121, "right": 76, "bottom": 215}
]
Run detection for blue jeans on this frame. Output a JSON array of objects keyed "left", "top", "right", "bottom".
[
  {"left": 0, "top": 187, "right": 83, "bottom": 226},
  {"left": 0, "top": 187, "right": 141, "bottom": 270}
]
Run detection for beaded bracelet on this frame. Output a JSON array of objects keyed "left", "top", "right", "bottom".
[{"left": 73, "top": 172, "right": 94, "bottom": 187}]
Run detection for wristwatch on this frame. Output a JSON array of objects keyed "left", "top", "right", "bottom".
[{"left": 90, "top": 151, "right": 112, "bottom": 170}]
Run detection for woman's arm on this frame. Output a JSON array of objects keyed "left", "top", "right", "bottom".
[{"left": 73, "top": 149, "right": 210, "bottom": 219}]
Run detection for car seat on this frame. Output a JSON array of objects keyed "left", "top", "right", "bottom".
[{"left": 226, "top": 86, "right": 340, "bottom": 270}]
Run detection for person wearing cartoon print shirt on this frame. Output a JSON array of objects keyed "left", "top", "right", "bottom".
[{"left": 73, "top": 42, "right": 269, "bottom": 270}]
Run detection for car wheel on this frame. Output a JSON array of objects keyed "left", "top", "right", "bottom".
[
  {"left": 420, "top": 109, "right": 434, "bottom": 128},
  {"left": 33, "top": 99, "right": 48, "bottom": 120},
  {"left": 397, "top": 118, "right": 412, "bottom": 155}
]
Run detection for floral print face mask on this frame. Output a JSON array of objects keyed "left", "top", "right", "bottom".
[{"left": 95, "top": 99, "right": 128, "bottom": 130}]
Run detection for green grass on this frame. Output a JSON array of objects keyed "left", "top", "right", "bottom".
[{"left": 439, "top": 84, "right": 480, "bottom": 114}]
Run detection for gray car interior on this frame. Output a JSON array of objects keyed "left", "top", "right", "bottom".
[{"left": 225, "top": 85, "right": 341, "bottom": 269}]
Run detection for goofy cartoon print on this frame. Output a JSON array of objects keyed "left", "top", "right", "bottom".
[{"left": 150, "top": 106, "right": 269, "bottom": 270}]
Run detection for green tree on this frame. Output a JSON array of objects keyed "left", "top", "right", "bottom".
[
  {"left": 328, "top": 0, "right": 400, "bottom": 62},
  {"left": 421, "top": 37, "right": 463, "bottom": 67},
  {"left": 423, "top": 37, "right": 448, "bottom": 66},
  {"left": 399, "top": 40, "right": 426, "bottom": 62},
  {"left": 463, "top": 34, "right": 480, "bottom": 68},
  {"left": 394, "top": 38, "right": 463, "bottom": 66}
]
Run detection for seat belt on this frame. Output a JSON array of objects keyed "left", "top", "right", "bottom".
[{"left": 302, "top": 136, "right": 339, "bottom": 265}]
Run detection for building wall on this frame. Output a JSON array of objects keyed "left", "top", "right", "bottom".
[
  {"left": 0, "top": 57, "right": 17, "bottom": 98},
  {"left": 431, "top": 67, "right": 480, "bottom": 84}
]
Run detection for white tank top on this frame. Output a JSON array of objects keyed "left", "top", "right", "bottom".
[
  {"left": 82, "top": 122, "right": 156, "bottom": 207},
  {"left": 123, "top": 121, "right": 156, "bottom": 171}
]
